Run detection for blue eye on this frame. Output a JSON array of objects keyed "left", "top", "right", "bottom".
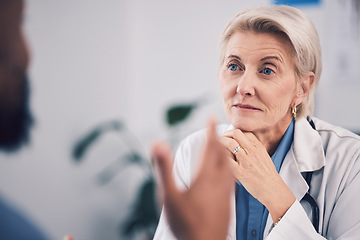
[
  {"left": 262, "top": 68, "right": 274, "bottom": 75},
  {"left": 229, "top": 64, "right": 239, "bottom": 71}
]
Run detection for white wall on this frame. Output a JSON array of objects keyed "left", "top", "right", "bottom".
[{"left": 0, "top": 0, "right": 358, "bottom": 240}]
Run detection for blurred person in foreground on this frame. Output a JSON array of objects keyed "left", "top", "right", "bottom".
[
  {"left": 1, "top": 0, "right": 230, "bottom": 239},
  {"left": 154, "top": 5, "right": 360, "bottom": 240},
  {"left": 0, "top": 0, "right": 49, "bottom": 239},
  {"left": 0, "top": 0, "right": 232, "bottom": 239}
]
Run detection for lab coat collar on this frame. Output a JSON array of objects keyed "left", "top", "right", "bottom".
[
  {"left": 292, "top": 117, "right": 326, "bottom": 172},
  {"left": 279, "top": 117, "right": 325, "bottom": 200}
]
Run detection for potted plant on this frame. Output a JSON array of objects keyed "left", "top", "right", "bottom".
[{"left": 71, "top": 102, "right": 199, "bottom": 239}]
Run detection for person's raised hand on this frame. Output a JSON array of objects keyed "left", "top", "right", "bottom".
[{"left": 152, "top": 118, "right": 233, "bottom": 240}]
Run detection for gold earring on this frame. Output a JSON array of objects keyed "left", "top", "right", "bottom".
[{"left": 291, "top": 104, "right": 297, "bottom": 118}]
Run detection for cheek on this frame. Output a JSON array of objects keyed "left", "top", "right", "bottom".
[
  {"left": 219, "top": 71, "right": 234, "bottom": 100},
  {"left": 263, "top": 84, "right": 296, "bottom": 114},
  {"left": 219, "top": 77, "right": 227, "bottom": 98}
]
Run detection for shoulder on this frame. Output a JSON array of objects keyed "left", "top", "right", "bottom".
[
  {"left": 293, "top": 117, "right": 360, "bottom": 172},
  {"left": 312, "top": 117, "right": 360, "bottom": 153},
  {"left": 173, "top": 124, "right": 233, "bottom": 187},
  {"left": 312, "top": 117, "right": 360, "bottom": 139},
  {"left": 0, "top": 196, "right": 49, "bottom": 240},
  {"left": 312, "top": 118, "right": 360, "bottom": 184}
]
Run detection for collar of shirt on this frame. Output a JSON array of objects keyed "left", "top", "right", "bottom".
[{"left": 271, "top": 118, "right": 295, "bottom": 172}]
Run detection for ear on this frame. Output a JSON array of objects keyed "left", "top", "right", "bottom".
[{"left": 293, "top": 72, "right": 315, "bottom": 106}]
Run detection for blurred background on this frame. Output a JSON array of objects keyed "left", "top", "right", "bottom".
[{"left": 0, "top": 0, "right": 359, "bottom": 239}]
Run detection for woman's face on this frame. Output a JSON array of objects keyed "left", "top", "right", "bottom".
[{"left": 219, "top": 31, "right": 302, "bottom": 134}]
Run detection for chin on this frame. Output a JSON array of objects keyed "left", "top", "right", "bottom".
[{"left": 229, "top": 117, "right": 259, "bottom": 132}]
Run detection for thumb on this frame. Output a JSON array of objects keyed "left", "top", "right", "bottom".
[{"left": 152, "top": 142, "right": 177, "bottom": 198}]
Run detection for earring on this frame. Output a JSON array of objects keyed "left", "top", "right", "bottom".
[{"left": 291, "top": 104, "right": 297, "bottom": 118}]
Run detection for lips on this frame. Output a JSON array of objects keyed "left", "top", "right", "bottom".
[{"left": 232, "top": 104, "right": 262, "bottom": 111}]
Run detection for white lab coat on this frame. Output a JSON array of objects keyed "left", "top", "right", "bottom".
[{"left": 153, "top": 117, "right": 360, "bottom": 240}]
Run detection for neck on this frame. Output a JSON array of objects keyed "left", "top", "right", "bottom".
[{"left": 252, "top": 116, "right": 293, "bottom": 156}]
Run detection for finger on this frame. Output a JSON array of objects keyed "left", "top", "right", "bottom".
[
  {"left": 223, "top": 129, "right": 252, "bottom": 152},
  {"left": 243, "top": 131, "right": 261, "bottom": 145},
  {"left": 219, "top": 136, "right": 243, "bottom": 155},
  {"left": 205, "top": 117, "right": 228, "bottom": 167},
  {"left": 152, "top": 142, "right": 178, "bottom": 197},
  {"left": 201, "top": 118, "right": 233, "bottom": 184},
  {"left": 219, "top": 137, "right": 250, "bottom": 181},
  {"left": 206, "top": 116, "right": 218, "bottom": 145}
]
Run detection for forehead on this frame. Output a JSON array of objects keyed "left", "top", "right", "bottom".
[{"left": 225, "top": 31, "right": 294, "bottom": 63}]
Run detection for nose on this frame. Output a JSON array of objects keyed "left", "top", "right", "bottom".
[{"left": 236, "top": 70, "right": 255, "bottom": 96}]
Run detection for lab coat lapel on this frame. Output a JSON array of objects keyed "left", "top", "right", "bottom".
[
  {"left": 280, "top": 117, "right": 325, "bottom": 199},
  {"left": 263, "top": 117, "right": 326, "bottom": 236}
]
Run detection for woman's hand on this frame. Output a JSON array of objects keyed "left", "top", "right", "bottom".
[
  {"left": 152, "top": 118, "right": 233, "bottom": 240},
  {"left": 220, "top": 129, "right": 295, "bottom": 223}
]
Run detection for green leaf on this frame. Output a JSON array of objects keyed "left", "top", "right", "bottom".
[
  {"left": 122, "top": 177, "right": 159, "bottom": 236},
  {"left": 166, "top": 104, "right": 197, "bottom": 126},
  {"left": 72, "top": 128, "right": 103, "bottom": 161},
  {"left": 124, "top": 152, "right": 144, "bottom": 165},
  {"left": 72, "top": 120, "right": 123, "bottom": 161},
  {"left": 96, "top": 152, "right": 147, "bottom": 185}
]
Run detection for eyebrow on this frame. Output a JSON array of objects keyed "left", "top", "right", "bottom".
[
  {"left": 227, "top": 55, "right": 241, "bottom": 61},
  {"left": 260, "top": 55, "right": 283, "bottom": 63}
]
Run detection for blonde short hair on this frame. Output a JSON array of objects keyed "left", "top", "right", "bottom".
[{"left": 219, "top": 5, "right": 322, "bottom": 119}]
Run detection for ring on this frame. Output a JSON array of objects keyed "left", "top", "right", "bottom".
[{"left": 233, "top": 145, "right": 242, "bottom": 155}]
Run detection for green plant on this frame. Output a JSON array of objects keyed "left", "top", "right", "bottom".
[{"left": 71, "top": 102, "right": 198, "bottom": 239}]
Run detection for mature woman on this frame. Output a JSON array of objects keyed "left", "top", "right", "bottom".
[{"left": 153, "top": 5, "right": 360, "bottom": 240}]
